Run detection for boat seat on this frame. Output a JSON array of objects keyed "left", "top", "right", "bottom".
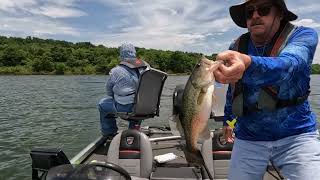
[
  {"left": 111, "top": 68, "right": 167, "bottom": 121},
  {"left": 107, "top": 129, "right": 153, "bottom": 178},
  {"left": 201, "top": 129, "right": 233, "bottom": 180}
]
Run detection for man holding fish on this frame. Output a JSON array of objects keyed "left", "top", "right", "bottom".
[{"left": 212, "top": 0, "right": 320, "bottom": 179}]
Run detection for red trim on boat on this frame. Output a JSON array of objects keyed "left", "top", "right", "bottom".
[
  {"left": 212, "top": 151, "right": 232, "bottom": 154},
  {"left": 120, "top": 150, "right": 140, "bottom": 153}
]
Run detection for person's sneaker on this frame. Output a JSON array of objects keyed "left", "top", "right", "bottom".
[
  {"left": 102, "top": 133, "right": 117, "bottom": 147},
  {"left": 102, "top": 133, "right": 117, "bottom": 141}
]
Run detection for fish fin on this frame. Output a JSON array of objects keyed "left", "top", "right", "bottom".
[
  {"left": 197, "top": 90, "right": 206, "bottom": 105},
  {"left": 201, "top": 86, "right": 208, "bottom": 93}
]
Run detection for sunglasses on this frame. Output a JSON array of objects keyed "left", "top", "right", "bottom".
[{"left": 245, "top": 3, "right": 273, "bottom": 19}]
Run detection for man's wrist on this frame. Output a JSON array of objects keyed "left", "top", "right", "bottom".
[{"left": 241, "top": 54, "right": 252, "bottom": 69}]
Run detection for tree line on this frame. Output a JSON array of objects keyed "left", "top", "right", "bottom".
[
  {"left": 0, "top": 35, "right": 319, "bottom": 75},
  {"left": 0, "top": 36, "right": 216, "bottom": 75}
]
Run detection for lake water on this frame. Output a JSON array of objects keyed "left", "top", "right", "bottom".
[{"left": 0, "top": 75, "right": 319, "bottom": 180}]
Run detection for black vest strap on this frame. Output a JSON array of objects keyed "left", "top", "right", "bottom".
[
  {"left": 232, "top": 22, "right": 308, "bottom": 116},
  {"left": 277, "top": 90, "right": 310, "bottom": 108},
  {"left": 233, "top": 33, "right": 249, "bottom": 99}
]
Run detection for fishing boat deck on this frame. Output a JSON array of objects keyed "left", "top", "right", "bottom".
[
  {"left": 81, "top": 128, "right": 189, "bottom": 167},
  {"left": 68, "top": 126, "right": 280, "bottom": 180}
]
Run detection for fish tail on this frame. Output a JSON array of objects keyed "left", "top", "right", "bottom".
[
  {"left": 183, "top": 147, "right": 205, "bottom": 166},
  {"left": 185, "top": 149, "right": 213, "bottom": 180}
]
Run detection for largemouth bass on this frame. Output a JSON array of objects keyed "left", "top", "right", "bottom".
[{"left": 177, "top": 57, "right": 222, "bottom": 165}]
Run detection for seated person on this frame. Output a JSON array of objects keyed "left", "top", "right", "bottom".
[{"left": 98, "top": 43, "right": 149, "bottom": 137}]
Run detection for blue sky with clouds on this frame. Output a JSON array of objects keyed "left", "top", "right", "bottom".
[{"left": 0, "top": 0, "right": 319, "bottom": 63}]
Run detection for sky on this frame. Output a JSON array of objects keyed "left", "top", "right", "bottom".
[{"left": 0, "top": 0, "right": 319, "bottom": 63}]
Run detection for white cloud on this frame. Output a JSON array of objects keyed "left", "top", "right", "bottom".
[
  {"left": 0, "top": 0, "right": 36, "bottom": 13},
  {"left": 207, "top": 18, "right": 234, "bottom": 33},
  {"left": 291, "top": 3, "right": 320, "bottom": 15},
  {"left": 0, "top": 16, "right": 80, "bottom": 37},
  {"left": 0, "top": 0, "right": 86, "bottom": 38},
  {"left": 0, "top": 0, "right": 318, "bottom": 57},
  {"left": 92, "top": 0, "right": 234, "bottom": 54},
  {"left": 0, "top": 0, "right": 86, "bottom": 19},
  {"left": 0, "top": 0, "right": 16, "bottom": 10},
  {"left": 42, "top": 0, "right": 78, "bottom": 7},
  {"left": 293, "top": 19, "right": 320, "bottom": 29},
  {"left": 31, "top": 5, "right": 87, "bottom": 18},
  {"left": 93, "top": 31, "right": 206, "bottom": 53}
]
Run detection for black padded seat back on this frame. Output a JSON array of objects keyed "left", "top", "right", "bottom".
[
  {"left": 118, "top": 68, "right": 167, "bottom": 120},
  {"left": 107, "top": 129, "right": 153, "bottom": 178},
  {"left": 172, "top": 84, "right": 185, "bottom": 116},
  {"left": 212, "top": 130, "right": 233, "bottom": 160},
  {"left": 119, "top": 129, "right": 141, "bottom": 159},
  {"left": 133, "top": 68, "right": 167, "bottom": 117}
]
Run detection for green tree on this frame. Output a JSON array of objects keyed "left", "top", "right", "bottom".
[
  {"left": 49, "top": 46, "right": 69, "bottom": 62},
  {"left": 311, "top": 64, "right": 320, "bottom": 74},
  {"left": 0, "top": 46, "right": 26, "bottom": 66},
  {"left": 95, "top": 56, "right": 111, "bottom": 74},
  {"left": 31, "top": 54, "right": 54, "bottom": 73},
  {"left": 55, "top": 63, "right": 67, "bottom": 75}
]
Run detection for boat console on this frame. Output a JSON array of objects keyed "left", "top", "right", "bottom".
[{"left": 45, "top": 162, "right": 131, "bottom": 180}]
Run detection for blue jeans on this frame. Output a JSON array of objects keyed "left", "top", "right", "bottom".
[
  {"left": 229, "top": 131, "right": 320, "bottom": 180},
  {"left": 98, "top": 97, "right": 142, "bottom": 136}
]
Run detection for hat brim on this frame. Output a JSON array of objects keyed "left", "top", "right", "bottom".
[
  {"left": 283, "top": 11, "right": 297, "bottom": 22},
  {"left": 230, "top": 2, "right": 247, "bottom": 28},
  {"left": 229, "top": 1, "right": 298, "bottom": 28}
]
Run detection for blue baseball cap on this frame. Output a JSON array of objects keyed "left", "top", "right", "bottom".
[{"left": 119, "top": 43, "right": 137, "bottom": 61}]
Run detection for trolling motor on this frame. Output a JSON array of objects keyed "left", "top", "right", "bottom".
[
  {"left": 172, "top": 83, "right": 228, "bottom": 121},
  {"left": 30, "top": 148, "right": 132, "bottom": 180},
  {"left": 30, "top": 148, "right": 70, "bottom": 180}
]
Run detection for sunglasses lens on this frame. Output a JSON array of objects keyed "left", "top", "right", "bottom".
[
  {"left": 245, "top": 4, "right": 272, "bottom": 19},
  {"left": 258, "top": 6, "right": 272, "bottom": 16},
  {"left": 245, "top": 7, "right": 255, "bottom": 19}
]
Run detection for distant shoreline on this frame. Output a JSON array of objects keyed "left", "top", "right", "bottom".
[{"left": 0, "top": 35, "right": 319, "bottom": 75}]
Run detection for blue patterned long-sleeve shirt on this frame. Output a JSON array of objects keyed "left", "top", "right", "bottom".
[
  {"left": 106, "top": 65, "right": 146, "bottom": 105},
  {"left": 224, "top": 26, "right": 318, "bottom": 141}
]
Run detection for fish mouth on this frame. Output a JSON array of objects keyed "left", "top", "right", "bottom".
[{"left": 201, "top": 58, "right": 215, "bottom": 66}]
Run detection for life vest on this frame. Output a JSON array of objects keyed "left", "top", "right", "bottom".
[
  {"left": 119, "top": 59, "right": 149, "bottom": 69},
  {"left": 232, "top": 22, "right": 310, "bottom": 117},
  {"left": 111, "top": 59, "right": 149, "bottom": 104},
  {"left": 119, "top": 58, "right": 149, "bottom": 77}
]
